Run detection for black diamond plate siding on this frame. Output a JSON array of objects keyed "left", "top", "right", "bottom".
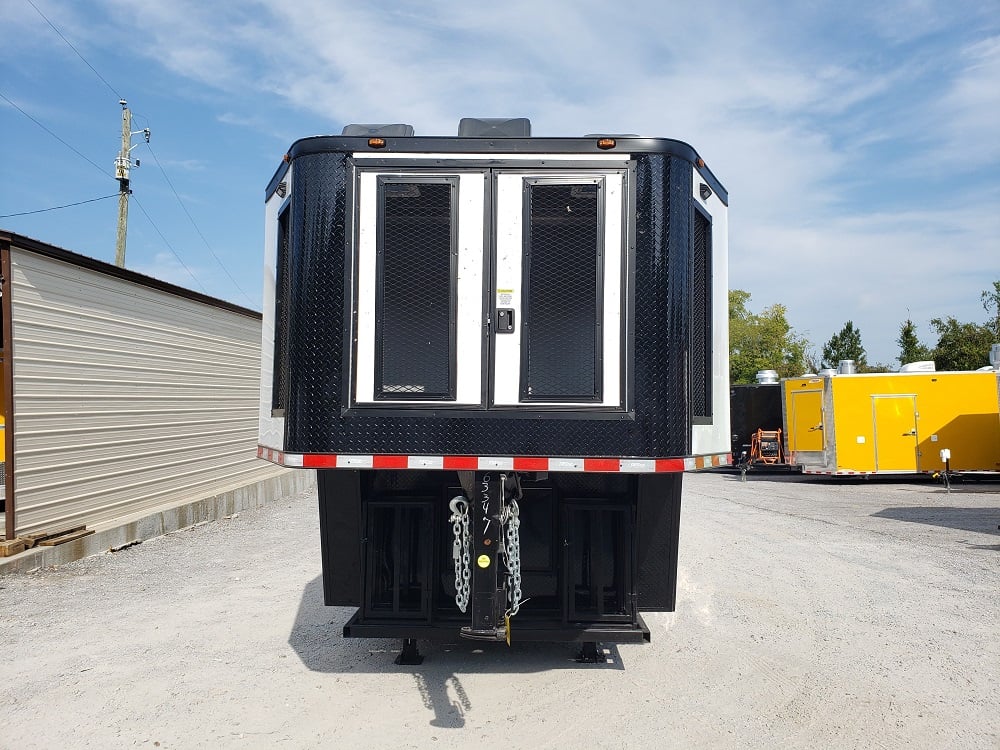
[{"left": 284, "top": 152, "right": 693, "bottom": 457}]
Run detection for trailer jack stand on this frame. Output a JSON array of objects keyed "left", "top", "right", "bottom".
[
  {"left": 394, "top": 638, "right": 424, "bottom": 665},
  {"left": 576, "top": 641, "right": 605, "bottom": 664}
]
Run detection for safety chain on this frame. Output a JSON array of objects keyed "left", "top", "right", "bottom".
[
  {"left": 448, "top": 496, "right": 471, "bottom": 612},
  {"left": 502, "top": 498, "right": 522, "bottom": 616},
  {"left": 499, "top": 474, "right": 523, "bottom": 617}
]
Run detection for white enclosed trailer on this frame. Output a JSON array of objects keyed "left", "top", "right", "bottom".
[{"left": 257, "top": 118, "right": 729, "bottom": 661}]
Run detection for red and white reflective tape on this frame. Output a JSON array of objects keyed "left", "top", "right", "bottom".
[
  {"left": 802, "top": 469, "right": 869, "bottom": 476},
  {"left": 257, "top": 446, "right": 732, "bottom": 474}
]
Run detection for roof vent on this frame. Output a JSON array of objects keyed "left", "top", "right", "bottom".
[
  {"left": 458, "top": 118, "right": 531, "bottom": 137},
  {"left": 341, "top": 124, "right": 415, "bottom": 137},
  {"left": 899, "top": 360, "right": 936, "bottom": 373},
  {"left": 755, "top": 369, "right": 779, "bottom": 384}
]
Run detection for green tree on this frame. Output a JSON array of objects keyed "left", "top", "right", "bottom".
[
  {"left": 729, "top": 289, "right": 809, "bottom": 383},
  {"left": 930, "top": 316, "right": 993, "bottom": 370},
  {"left": 821, "top": 321, "right": 867, "bottom": 370},
  {"left": 896, "top": 318, "right": 932, "bottom": 366},
  {"left": 982, "top": 280, "right": 1000, "bottom": 341}
]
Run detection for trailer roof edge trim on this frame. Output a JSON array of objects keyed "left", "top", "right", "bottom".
[
  {"left": 264, "top": 135, "right": 728, "bottom": 206},
  {"left": 0, "top": 231, "right": 261, "bottom": 319}
]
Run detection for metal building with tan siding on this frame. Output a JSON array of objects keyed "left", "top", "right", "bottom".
[{"left": 1, "top": 231, "right": 295, "bottom": 542}]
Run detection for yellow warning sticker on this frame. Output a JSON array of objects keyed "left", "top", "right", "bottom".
[{"left": 477, "top": 554, "right": 491, "bottom": 569}]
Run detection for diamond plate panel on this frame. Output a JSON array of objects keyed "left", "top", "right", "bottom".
[{"left": 284, "top": 152, "right": 693, "bottom": 457}]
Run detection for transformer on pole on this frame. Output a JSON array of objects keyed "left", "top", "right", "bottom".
[{"left": 113, "top": 100, "right": 149, "bottom": 268}]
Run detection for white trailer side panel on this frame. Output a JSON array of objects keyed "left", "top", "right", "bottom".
[{"left": 691, "top": 166, "right": 730, "bottom": 456}]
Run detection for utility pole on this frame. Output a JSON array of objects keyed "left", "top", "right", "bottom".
[{"left": 114, "top": 100, "right": 150, "bottom": 267}]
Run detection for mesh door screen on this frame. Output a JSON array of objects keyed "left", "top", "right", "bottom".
[
  {"left": 521, "top": 182, "right": 603, "bottom": 401},
  {"left": 691, "top": 207, "right": 712, "bottom": 419},
  {"left": 376, "top": 179, "right": 456, "bottom": 399}
]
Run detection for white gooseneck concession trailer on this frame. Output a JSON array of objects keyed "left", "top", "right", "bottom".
[{"left": 257, "top": 118, "right": 730, "bottom": 662}]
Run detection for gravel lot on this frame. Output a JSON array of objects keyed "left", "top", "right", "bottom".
[{"left": 1, "top": 470, "right": 997, "bottom": 749}]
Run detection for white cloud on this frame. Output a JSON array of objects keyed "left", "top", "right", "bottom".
[
  {"left": 7, "top": 0, "right": 998, "bottom": 364},
  {"left": 933, "top": 35, "right": 1000, "bottom": 163},
  {"left": 130, "top": 250, "right": 207, "bottom": 290}
]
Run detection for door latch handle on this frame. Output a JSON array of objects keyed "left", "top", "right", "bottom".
[{"left": 495, "top": 308, "right": 515, "bottom": 333}]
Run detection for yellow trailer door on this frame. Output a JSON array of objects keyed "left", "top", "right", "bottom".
[
  {"left": 872, "top": 395, "right": 918, "bottom": 472},
  {"left": 789, "top": 390, "right": 824, "bottom": 453}
]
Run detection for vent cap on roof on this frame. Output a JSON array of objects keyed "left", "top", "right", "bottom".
[
  {"left": 458, "top": 118, "right": 531, "bottom": 137},
  {"left": 899, "top": 360, "right": 936, "bottom": 373},
  {"left": 341, "top": 124, "right": 415, "bottom": 137}
]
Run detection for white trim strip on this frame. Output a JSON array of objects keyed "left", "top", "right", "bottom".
[
  {"left": 548, "top": 458, "right": 586, "bottom": 472},
  {"left": 409, "top": 455, "right": 444, "bottom": 469},
  {"left": 478, "top": 456, "right": 514, "bottom": 470},
  {"left": 337, "top": 455, "right": 374, "bottom": 468}
]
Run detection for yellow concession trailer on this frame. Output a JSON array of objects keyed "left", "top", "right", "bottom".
[{"left": 782, "top": 370, "right": 1000, "bottom": 476}]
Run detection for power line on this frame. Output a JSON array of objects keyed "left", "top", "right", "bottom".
[
  {"left": 25, "top": 0, "right": 121, "bottom": 99},
  {"left": 15, "top": 1, "right": 253, "bottom": 307},
  {"left": 131, "top": 196, "right": 208, "bottom": 295},
  {"left": 144, "top": 143, "right": 256, "bottom": 307},
  {"left": 0, "top": 89, "right": 110, "bottom": 178},
  {"left": 0, "top": 193, "right": 118, "bottom": 218}
]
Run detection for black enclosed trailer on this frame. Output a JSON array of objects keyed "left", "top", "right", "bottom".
[
  {"left": 730, "top": 379, "right": 786, "bottom": 470},
  {"left": 257, "top": 118, "right": 730, "bottom": 660}
]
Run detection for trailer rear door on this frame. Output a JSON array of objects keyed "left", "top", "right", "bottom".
[
  {"left": 492, "top": 171, "right": 626, "bottom": 409},
  {"left": 789, "top": 389, "right": 824, "bottom": 453},
  {"left": 872, "top": 395, "right": 919, "bottom": 472},
  {"left": 351, "top": 165, "right": 628, "bottom": 413}
]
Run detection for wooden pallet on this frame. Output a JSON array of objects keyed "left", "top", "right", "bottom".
[
  {"left": 36, "top": 528, "right": 94, "bottom": 546},
  {"left": 18, "top": 526, "right": 92, "bottom": 549},
  {"left": 0, "top": 539, "right": 26, "bottom": 557}
]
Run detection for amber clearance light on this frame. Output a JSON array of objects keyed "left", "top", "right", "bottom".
[
  {"left": 368, "top": 137, "right": 387, "bottom": 149},
  {"left": 596, "top": 138, "right": 617, "bottom": 150}
]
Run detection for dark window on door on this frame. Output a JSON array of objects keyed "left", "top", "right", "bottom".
[
  {"left": 520, "top": 181, "right": 604, "bottom": 402},
  {"left": 691, "top": 205, "right": 713, "bottom": 421},
  {"left": 375, "top": 178, "right": 458, "bottom": 400},
  {"left": 271, "top": 206, "right": 291, "bottom": 415}
]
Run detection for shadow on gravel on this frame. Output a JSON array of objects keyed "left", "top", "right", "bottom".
[
  {"left": 288, "top": 575, "right": 626, "bottom": 728},
  {"left": 871, "top": 506, "right": 1000, "bottom": 536}
]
